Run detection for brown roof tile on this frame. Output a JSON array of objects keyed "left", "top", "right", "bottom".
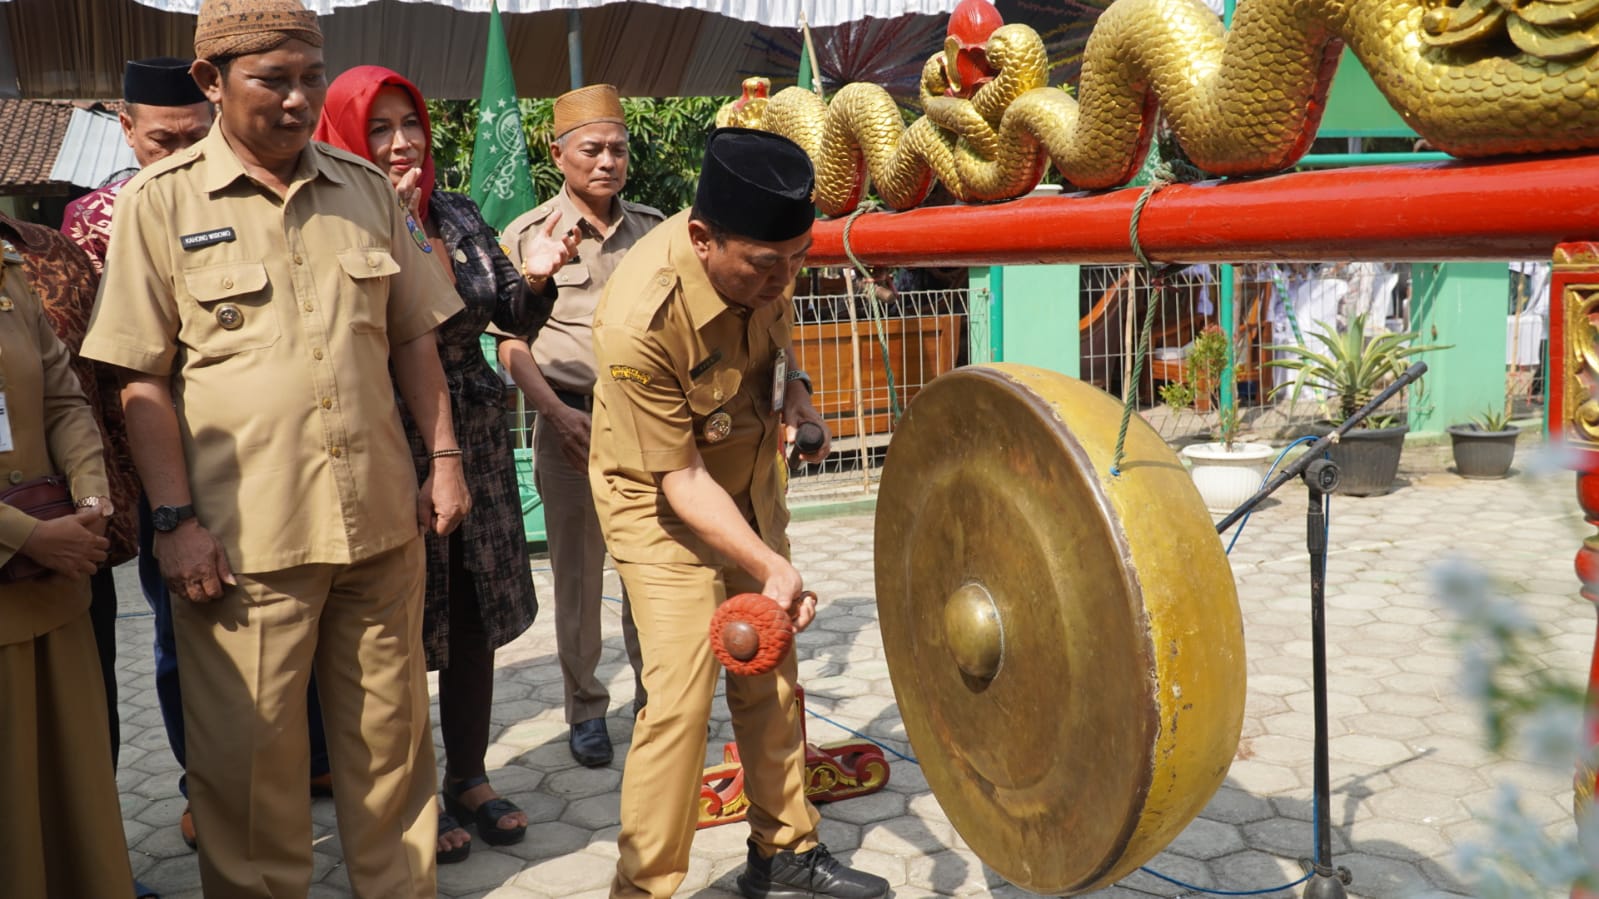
[{"left": 0, "top": 99, "right": 77, "bottom": 193}]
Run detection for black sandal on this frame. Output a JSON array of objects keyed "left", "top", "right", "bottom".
[
  {"left": 442, "top": 776, "right": 527, "bottom": 847},
  {"left": 437, "top": 811, "right": 471, "bottom": 865}
]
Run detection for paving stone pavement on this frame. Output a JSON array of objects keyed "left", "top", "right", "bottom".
[{"left": 108, "top": 443, "right": 1589, "bottom": 898}]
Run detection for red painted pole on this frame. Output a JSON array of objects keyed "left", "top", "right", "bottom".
[
  {"left": 1551, "top": 245, "right": 1599, "bottom": 899},
  {"left": 809, "top": 155, "right": 1599, "bottom": 268}
]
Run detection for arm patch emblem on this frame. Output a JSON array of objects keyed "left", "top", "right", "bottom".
[{"left": 609, "top": 365, "right": 653, "bottom": 386}]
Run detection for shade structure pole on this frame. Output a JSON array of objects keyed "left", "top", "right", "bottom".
[{"left": 567, "top": 8, "right": 583, "bottom": 90}]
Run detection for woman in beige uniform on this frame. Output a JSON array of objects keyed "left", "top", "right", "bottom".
[{"left": 0, "top": 241, "right": 135, "bottom": 897}]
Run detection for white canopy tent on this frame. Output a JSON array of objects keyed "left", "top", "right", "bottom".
[{"left": 117, "top": 0, "right": 955, "bottom": 29}]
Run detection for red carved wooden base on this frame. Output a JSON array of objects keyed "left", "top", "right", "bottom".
[
  {"left": 697, "top": 686, "right": 892, "bottom": 828},
  {"left": 1551, "top": 245, "right": 1599, "bottom": 897}
]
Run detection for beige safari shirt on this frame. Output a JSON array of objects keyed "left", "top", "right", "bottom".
[
  {"left": 81, "top": 127, "right": 461, "bottom": 573},
  {"left": 0, "top": 249, "right": 111, "bottom": 645},
  {"left": 589, "top": 210, "right": 796, "bottom": 565},
  {"left": 499, "top": 187, "right": 663, "bottom": 394}
]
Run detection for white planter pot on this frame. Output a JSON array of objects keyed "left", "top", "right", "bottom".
[{"left": 1180, "top": 442, "right": 1277, "bottom": 513}]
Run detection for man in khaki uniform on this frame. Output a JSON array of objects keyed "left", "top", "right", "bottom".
[
  {"left": 498, "top": 84, "right": 660, "bottom": 767},
  {"left": 590, "top": 128, "right": 889, "bottom": 899},
  {"left": 81, "top": 2, "right": 467, "bottom": 896}
]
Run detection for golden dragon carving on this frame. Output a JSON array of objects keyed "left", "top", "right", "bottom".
[{"left": 717, "top": 0, "right": 1599, "bottom": 216}]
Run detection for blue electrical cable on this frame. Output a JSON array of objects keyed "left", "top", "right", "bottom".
[{"left": 1223, "top": 435, "right": 1319, "bottom": 555}]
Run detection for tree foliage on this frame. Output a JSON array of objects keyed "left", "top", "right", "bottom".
[{"left": 426, "top": 96, "right": 728, "bottom": 218}]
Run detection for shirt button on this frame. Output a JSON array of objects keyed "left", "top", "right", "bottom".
[
  {"left": 713, "top": 388, "right": 724, "bottom": 401},
  {"left": 303, "top": 302, "right": 313, "bottom": 312},
  {"left": 321, "top": 398, "right": 332, "bottom": 409},
  {"left": 7, "top": 471, "right": 21, "bottom": 485},
  {"left": 221, "top": 276, "right": 234, "bottom": 289},
  {"left": 312, "top": 349, "right": 324, "bottom": 360},
  {"left": 656, "top": 275, "right": 669, "bottom": 286},
  {"left": 293, "top": 254, "right": 304, "bottom": 265},
  {"left": 367, "top": 255, "right": 379, "bottom": 268},
  {"left": 330, "top": 447, "right": 342, "bottom": 458}
]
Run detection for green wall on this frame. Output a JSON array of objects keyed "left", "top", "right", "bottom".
[
  {"left": 1409, "top": 262, "right": 1510, "bottom": 434},
  {"left": 969, "top": 264, "right": 1082, "bottom": 375}
]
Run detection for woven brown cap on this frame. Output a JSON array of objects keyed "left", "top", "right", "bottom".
[
  {"left": 194, "top": 0, "right": 323, "bottom": 61},
  {"left": 553, "top": 84, "right": 625, "bottom": 139}
]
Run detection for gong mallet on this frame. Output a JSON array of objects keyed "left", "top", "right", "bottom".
[
  {"left": 788, "top": 421, "right": 827, "bottom": 474},
  {"left": 710, "top": 591, "right": 815, "bottom": 676}
]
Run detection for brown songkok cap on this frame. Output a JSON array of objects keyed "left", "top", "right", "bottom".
[
  {"left": 193, "top": 0, "right": 323, "bottom": 61},
  {"left": 124, "top": 57, "right": 207, "bottom": 106},
  {"left": 693, "top": 127, "right": 815, "bottom": 243},
  {"left": 553, "top": 84, "right": 625, "bottom": 139}
]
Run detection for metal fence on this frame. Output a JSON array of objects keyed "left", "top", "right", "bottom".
[
  {"left": 498, "top": 261, "right": 1549, "bottom": 500},
  {"left": 788, "top": 286, "right": 969, "bottom": 494},
  {"left": 1082, "top": 262, "right": 1548, "bottom": 444}
]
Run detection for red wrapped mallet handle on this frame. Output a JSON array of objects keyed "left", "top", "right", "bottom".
[{"left": 710, "top": 592, "right": 809, "bottom": 676}]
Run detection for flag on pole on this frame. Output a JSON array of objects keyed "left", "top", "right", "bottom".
[
  {"left": 798, "top": 12, "right": 824, "bottom": 99},
  {"left": 470, "top": 0, "right": 536, "bottom": 232}
]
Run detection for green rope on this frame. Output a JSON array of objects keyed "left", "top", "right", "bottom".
[
  {"left": 1109, "top": 175, "right": 1178, "bottom": 477},
  {"left": 840, "top": 201, "right": 905, "bottom": 422}
]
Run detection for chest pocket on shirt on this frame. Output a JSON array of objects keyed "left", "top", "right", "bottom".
[
  {"left": 337, "top": 248, "right": 401, "bottom": 333},
  {"left": 182, "top": 261, "right": 278, "bottom": 357},
  {"left": 685, "top": 367, "right": 741, "bottom": 418},
  {"left": 553, "top": 263, "right": 590, "bottom": 290}
]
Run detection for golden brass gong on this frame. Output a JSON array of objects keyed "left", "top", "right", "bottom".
[{"left": 874, "top": 364, "right": 1245, "bottom": 895}]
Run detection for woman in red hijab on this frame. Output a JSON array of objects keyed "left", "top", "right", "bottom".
[{"left": 315, "top": 65, "right": 575, "bottom": 866}]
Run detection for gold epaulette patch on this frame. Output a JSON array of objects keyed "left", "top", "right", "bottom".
[{"left": 609, "top": 365, "right": 653, "bottom": 386}]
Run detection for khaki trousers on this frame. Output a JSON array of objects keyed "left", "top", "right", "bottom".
[
  {"left": 172, "top": 539, "right": 436, "bottom": 898},
  {"left": 0, "top": 609, "right": 135, "bottom": 899},
  {"left": 610, "top": 561, "right": 820, "bottom": 899},
  {"left": 535, "top": 413, "right": 643, "bottom": 722}
]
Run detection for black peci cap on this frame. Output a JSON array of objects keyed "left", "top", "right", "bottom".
[
  {"left": 693, "top": 127, "right": 815, "bottom": 242},
  {"left": 123, "top": 57, "right": 207, "bottom": 107}
]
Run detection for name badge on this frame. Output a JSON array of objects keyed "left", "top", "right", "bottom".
[
  {"left": 180, "top": 228, "right": 236, "bottom": 251},
  {"left": 0, "top": 392, "right": 13, "bottom": 453},
  {"left": 690, "top": 350, "right": 723, "bottom": 380},
  {"left": 772, "top": 348, "right": 787, "bottom": 414}
]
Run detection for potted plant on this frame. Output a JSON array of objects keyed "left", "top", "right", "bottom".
[
  {"left": 1448, "top": 406, "right": 1521, "bottom": 479},
  {"left": 1265, "top": 313, "right": 1448, "bottom": 496},
  {"left": 1161, "top": 325, "right": 1276, "bottom": 512}
]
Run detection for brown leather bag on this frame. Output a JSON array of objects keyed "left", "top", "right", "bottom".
[{"left": 0, "top": 475, "right": 74, "bottom": 583}]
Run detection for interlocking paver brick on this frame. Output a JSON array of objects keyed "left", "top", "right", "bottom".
[{"left": 100, "top": 459, "right": 1589, "bottom": 897}]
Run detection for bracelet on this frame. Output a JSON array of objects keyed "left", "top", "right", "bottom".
[{"left": 429, "top": 448, "right": 464, "bottom": 460}]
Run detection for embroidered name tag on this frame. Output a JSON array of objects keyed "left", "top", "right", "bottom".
[
  {"left": 180, "top": 228, "right": 237, "bottom": 251},
  {"left": 609, "top": 365, "right": 653, "bottom": 387},
  {"left": 689, "top": 350, "right": 723, "bottom": 380}
]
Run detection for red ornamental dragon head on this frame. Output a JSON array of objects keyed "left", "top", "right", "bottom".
[{"left": 943, "top": 0, "right": 1004, "bottom": 97}]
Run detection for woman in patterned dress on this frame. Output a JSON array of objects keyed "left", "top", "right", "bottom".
[{"left": 315, "top": 66, "right": 576, "bottom": 865}]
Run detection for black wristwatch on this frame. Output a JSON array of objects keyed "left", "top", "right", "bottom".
[{"left": 151, "top": 504, "right": 196, "bottom": 533}]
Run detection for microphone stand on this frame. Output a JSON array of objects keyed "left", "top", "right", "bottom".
[{"left": 1212, "top": 362, "right": 1429, "bottom": 899}]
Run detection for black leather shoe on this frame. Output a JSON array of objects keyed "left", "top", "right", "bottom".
[
  {"left": 569, "top": 717, "right": 613, "bottom": 767},
  {"left": 736, "top": 839, "right": 890, "bottom": 899}
]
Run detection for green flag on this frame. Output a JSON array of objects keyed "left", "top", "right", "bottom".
[{"left": 469, "top": 0, "right": 536, "bottom": 232}]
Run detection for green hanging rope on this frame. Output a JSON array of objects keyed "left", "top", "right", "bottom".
[
  {"left": 1109, "top": 169, "right": 1186, "bottom": 477},
  {"left": 840, "top": 201, "right": 905, "bottom": 422}
]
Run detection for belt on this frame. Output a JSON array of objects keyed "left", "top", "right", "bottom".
[{"left": 553, "top": 388, "right": 593, "bottom": 412}]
